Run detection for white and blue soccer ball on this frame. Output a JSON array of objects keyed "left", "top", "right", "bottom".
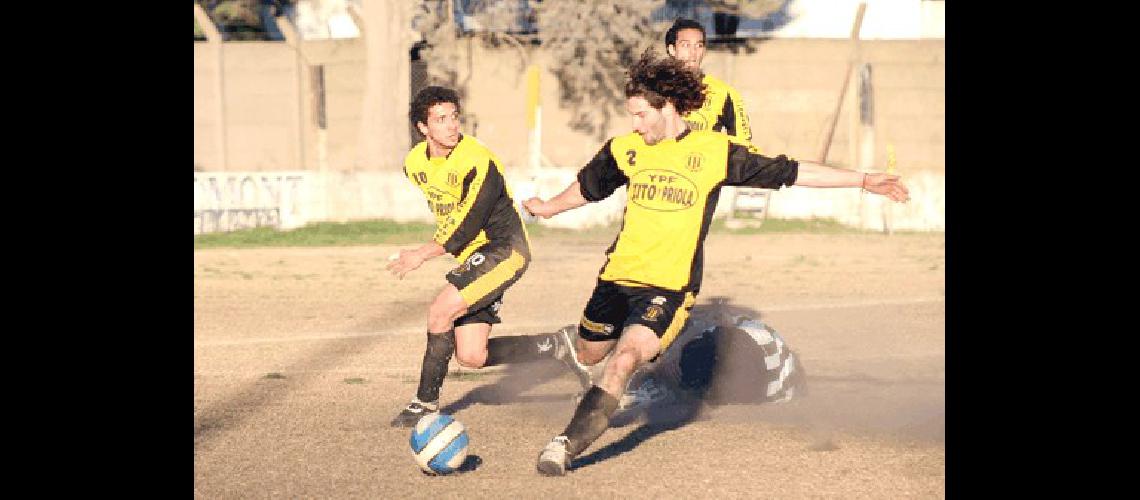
[{"left": 409, "top": 413, "right": 469, "bottom": 475}]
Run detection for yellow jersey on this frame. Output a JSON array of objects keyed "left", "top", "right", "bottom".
[
  {"left": 683, "top": 74, "right": 752, "bottom": 142},
  {"left": 578, "top": 129, "right": 797, "bottom": 292},
  {"left": 403, "top": 134, "right": 530, "bottom": 262}
]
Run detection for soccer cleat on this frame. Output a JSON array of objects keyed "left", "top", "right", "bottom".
[
  {"left": 553, "top": 325, "right": 593, "bottom": 391},
  {"left": 389, "top": 398, "right": 439, "bottom": 428},
  {"left": 616, "top": 375, "right": 672, "bottom": 413},
  {"left": 536, "top": 436, "right": 571, "bottom": 476}
]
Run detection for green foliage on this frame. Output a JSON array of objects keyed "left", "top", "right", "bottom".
[
  {"left": 709, "top": 217, "right": 919, "bottom": 235},
  {"left": 194, "top": 217, "right": 915, "bottom": 251},
  {"left": 194, "top": 220, "right": 437, "bottom": 249}
]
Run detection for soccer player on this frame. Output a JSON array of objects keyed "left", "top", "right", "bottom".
[
  {"left": 387, "top": 86, "right": 591, "bottom": 428},
  {"left": 666, "top": 18, "right": 751, "bottom": 142},
  {"left": 522, "top": 50, "right": 909, "bottom": 476},
  {"left": 609, "top": 299, "right": 807, "bottom": 426}
]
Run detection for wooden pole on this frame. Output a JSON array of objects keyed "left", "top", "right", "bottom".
[{"left": 816, "top": 2, "right": 866, "bottom": 163}]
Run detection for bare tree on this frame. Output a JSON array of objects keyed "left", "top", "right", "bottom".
[
  {"left": 537, "top": 0, "right": 662, "bottom": 142},
  {"left": 414, "top": 1, "right": 535, "bottom": 90},
  {"left": 708, "top": 0, "right": 786, "bottom": 18},
  {"left": 413, "top": 1, "right": 464, "bottom": 88}
]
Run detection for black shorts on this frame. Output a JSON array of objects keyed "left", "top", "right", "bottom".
[
  {"left": 446, "top": 241, "right": 529, "bottom": 327},
  {"left": 577, "top": 280, "right": 696, "bottom": 352}
]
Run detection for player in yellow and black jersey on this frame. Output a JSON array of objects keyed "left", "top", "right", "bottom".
[
  {"left": 387, "top": 87, "right": 592, "bottom": 428},
  {"left": 666, "top": 18, "right": 751, "bottom": 142},
  {"left": 524, "top": 50, "right": 910, "bottom": 476}
]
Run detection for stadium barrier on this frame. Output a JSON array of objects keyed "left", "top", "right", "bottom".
[{"left": 193, "top": 167, "right": 943, "bottom": 234}]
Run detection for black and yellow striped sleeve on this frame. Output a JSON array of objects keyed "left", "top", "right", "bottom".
[
  {"left": 434, "top": 158, "right": 503, "bottom": 254},
  {"left": 577, "top": 139, "right": 629, "bottom": 201},
  {"left": 725, "top": 142, "right": 798, "bottom": 189},
  {"left": 717, "top": 86, "right": 752, "bottom": 142}
]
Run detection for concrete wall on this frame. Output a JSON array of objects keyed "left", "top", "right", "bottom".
[
  {"left": 195, "top": 37, "right": 943, "bottom": 172},
  {"left": 194, "top": 38, "right": 367, "bottom": 172},
  {"left": 194, "top": 37, "right": 943, "bottom": 231}
]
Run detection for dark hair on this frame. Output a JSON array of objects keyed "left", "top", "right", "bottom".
[
  {"left": 625, "top": 49, "right": 706, "bottom": 116},
  {"left": 409, "top": 86, "right": 461, "bottom": 126},
  {"left": 665, "top": 18, "right": 705, "bottom": 48}
]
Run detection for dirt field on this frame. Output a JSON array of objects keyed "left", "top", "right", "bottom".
[{"left": 194, "top": 230, "right": 945, "bottom": 498}]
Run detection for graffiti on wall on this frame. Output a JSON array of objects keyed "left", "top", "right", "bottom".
[{"left": 194, "top": 173, "right": 307, "bottom": 234}]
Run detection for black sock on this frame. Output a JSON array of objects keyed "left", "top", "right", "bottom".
[
  {"left": 414, "top": 329, "right": 456, "bottom": 403},
  {"left": 560, "top": 385, "right": 619, "bottom": 457},
  {"left": 484, "top": 334, "right": 558, "bottom": 367}
]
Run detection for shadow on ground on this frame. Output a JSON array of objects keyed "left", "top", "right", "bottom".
[
  {"left": 572, "top": 400, "right": 703, "bottom": 471},
  {"left": 440, "top": 359, "right": 577, "bottom": 415}
]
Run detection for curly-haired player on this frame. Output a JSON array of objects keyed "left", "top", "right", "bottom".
[{"left": 523, "top": 50, "right": 909, "bottom": 476}]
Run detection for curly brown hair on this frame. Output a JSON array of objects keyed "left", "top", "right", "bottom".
[
  {"left": 409, "top": 86, "right": 460, "bottom": 126},
  {"left": 624, "top": 49, "right": 707, "bottom": 115}
]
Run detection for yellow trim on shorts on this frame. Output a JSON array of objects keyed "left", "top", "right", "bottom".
[
  {"left": 458, "top": 249, "right": 527, "bottom": 306},
  {"left": 658, "top": 292, "right": 696, "bottom": 351}
]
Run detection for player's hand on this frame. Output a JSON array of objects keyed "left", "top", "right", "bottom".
[
  {"left": 522, "top": 197, "right": 551, "bottom": 219},
  {"left": 862, "top": 173, "right": 910, "bottom": 203},
  {"left": 385, "top": 249, "right": 424, "bottom": 279}
]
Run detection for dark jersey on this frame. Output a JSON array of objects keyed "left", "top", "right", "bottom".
[
  {"left": 577, "top": 129, "right": 798, "bottom": 292},
  {"left": 403, "top": 134, "right": 530, "bottom": 262},
  {"left": 683, "top": 74, "right": 752, "bottom": 142}
]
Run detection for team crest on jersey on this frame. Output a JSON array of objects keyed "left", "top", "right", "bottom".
[
  {"left": 702, "top": 93, "right": 715, "bottom": 111},
  {"left": 642, "top": 305, "right": 664, "bottom": 322},
  {"left": 685, "top": 153, "right": 704, "bottom": 173},
  {"left": 447, "top": 171, "right": 460, "bottom": 187}
]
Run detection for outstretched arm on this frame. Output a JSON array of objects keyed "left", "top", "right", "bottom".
[
  {"left": 524, "top": 139, "right": 628, "bottom": 219},
  {"left": 794, "top": 160, "right": 910, "bottom": 202},
  {"left": 523, "top": 181, "right": 589, "bottom": 219},
  {"left": 385, "top": 241, "right": 447, "bottom": 279}
]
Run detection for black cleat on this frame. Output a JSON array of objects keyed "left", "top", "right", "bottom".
[{"left": 389, "top": 399, "right": 439, "bottom": 428}]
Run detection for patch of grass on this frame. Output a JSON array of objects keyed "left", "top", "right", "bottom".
[
  {"left": 263, "top": 372, "right": 286, "bottom": 379},
  {"left": 808, "top": 437, "right": 840, "bottom": 452},
  {"left": 710, "top": 217, "right": 866, "bottom": 234},
  {"left": 788, "top": 254, "right": 820, "bottom": 267},
  {"left": 194, "top": 220, "right": 437, "bottom": 249},
  {"left": 343, "top": 377, "right": 366, "bottom": 384},
  {"left": 446, "top": 369, "right": 491, "bottom": 381},
  {"left": 194, "top": 217, "right": 928, "bottom": 250}
]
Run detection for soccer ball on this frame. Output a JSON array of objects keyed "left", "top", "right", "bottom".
[{"left": 409, "top": 413, "right": 469, "bottom": 475}]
